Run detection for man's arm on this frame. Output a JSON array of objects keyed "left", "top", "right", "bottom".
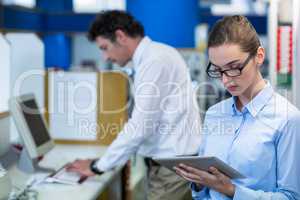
[{"left": 96, "top": 60, "right": 169, "bottom": 171}]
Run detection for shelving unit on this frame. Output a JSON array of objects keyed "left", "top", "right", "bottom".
[
  {"left": 268, "top": 0, "right": 300, "bottom": 108},
  {"left": 292, "top": 0, "right": 300, "bottom": 108}
]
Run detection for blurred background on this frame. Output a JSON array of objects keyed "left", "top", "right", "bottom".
[{"left": 0, "top": 0, "right": 299, "bottom": 199}]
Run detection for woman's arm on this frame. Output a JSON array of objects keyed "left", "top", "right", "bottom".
[{"left": 232, "top": 114, "right": 300, "bottom": 200}]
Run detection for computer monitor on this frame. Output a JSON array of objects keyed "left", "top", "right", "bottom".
[
  {"left": 9, "top": 93, "right": 55, "bottom": 172},
  {"left": 0, "top": 114, "right": 10, "bottom": 158}
]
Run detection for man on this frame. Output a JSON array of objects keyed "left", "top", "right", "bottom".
[{"left": 67, "top": 10, "right": 201, "bottom": 200}]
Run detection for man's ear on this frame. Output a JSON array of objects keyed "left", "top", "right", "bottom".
[
  {"left": 115, "top": 29, "right": 127, "bottom": 44},
  {"left": 255, "top": 46, "right": 265, "bottom": 66}
]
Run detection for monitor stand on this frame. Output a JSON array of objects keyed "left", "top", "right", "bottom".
[{"left": 18, "top": 148, "right": 55, "bottom": 174}]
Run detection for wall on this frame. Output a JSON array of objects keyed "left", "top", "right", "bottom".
[{"left": 127, "top": 0, "right": 199, "bottom": 48}]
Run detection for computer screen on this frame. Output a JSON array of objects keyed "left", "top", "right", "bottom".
[
  {"left": 10, "top": 94, "right": 54, "bottom": 159},
  {"left": 20, "top": 99, "right": 51, "bottom": 147}
]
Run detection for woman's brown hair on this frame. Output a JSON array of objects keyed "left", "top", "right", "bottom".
[{"left": 208, "top": 15, "right": 261, "bottom": 56}]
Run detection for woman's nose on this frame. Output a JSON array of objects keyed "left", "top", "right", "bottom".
[{"left": 221, "top": 73, "right": 231, "bottom": 84}]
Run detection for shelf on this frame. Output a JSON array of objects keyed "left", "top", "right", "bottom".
[{"left": 0, "top": 5, "right": 96, "bottom": 32}]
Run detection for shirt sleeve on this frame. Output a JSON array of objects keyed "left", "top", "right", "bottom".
[
  {"left": 233, "top": 114, "right": 300, "bottom": 200},
  {"left": 96, "top": 60, "right": 169, "bottom": 171},
  {"left": 190, "top": 182, "right": 209, "bottom": 199}
]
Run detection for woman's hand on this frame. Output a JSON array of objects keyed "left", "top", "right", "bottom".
[{"left": 174, "top": 164, "right": 235, "bottom": 197}]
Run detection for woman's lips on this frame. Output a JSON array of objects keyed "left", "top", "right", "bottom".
[{"left": 227, "top": 86, "right": 238, "bottom": 91}]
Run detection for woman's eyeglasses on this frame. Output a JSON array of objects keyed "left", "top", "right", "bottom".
[{"left": 206, "top": 54, "right": 254, "bottom": 78}]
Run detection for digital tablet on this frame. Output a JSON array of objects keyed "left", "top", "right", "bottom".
[{"left": 153, "top": 156, "right": 245, "bottom": 179}]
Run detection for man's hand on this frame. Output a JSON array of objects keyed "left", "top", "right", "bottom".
[
  {"left": 174, "top": 164, "right": 235, "bottom": 197},
  {"left": 65, "top": 159, "right": 96, "bottom": 177}
]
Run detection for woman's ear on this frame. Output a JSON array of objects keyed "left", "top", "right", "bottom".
[{"left": 255, "top": 46, "right": 265, "bottom": 66}]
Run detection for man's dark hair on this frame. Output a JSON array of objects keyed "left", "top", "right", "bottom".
[{"left": 88, "top": 10, "right": 145, "bottom": 42}]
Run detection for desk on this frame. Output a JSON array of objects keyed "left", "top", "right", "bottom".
[{"left": 7, "top": 144, "right": 123, "bottom": 200}]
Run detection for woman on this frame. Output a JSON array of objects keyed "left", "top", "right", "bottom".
[{"left": 175, "top": 15, "right": 300, "bottom": 199}]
